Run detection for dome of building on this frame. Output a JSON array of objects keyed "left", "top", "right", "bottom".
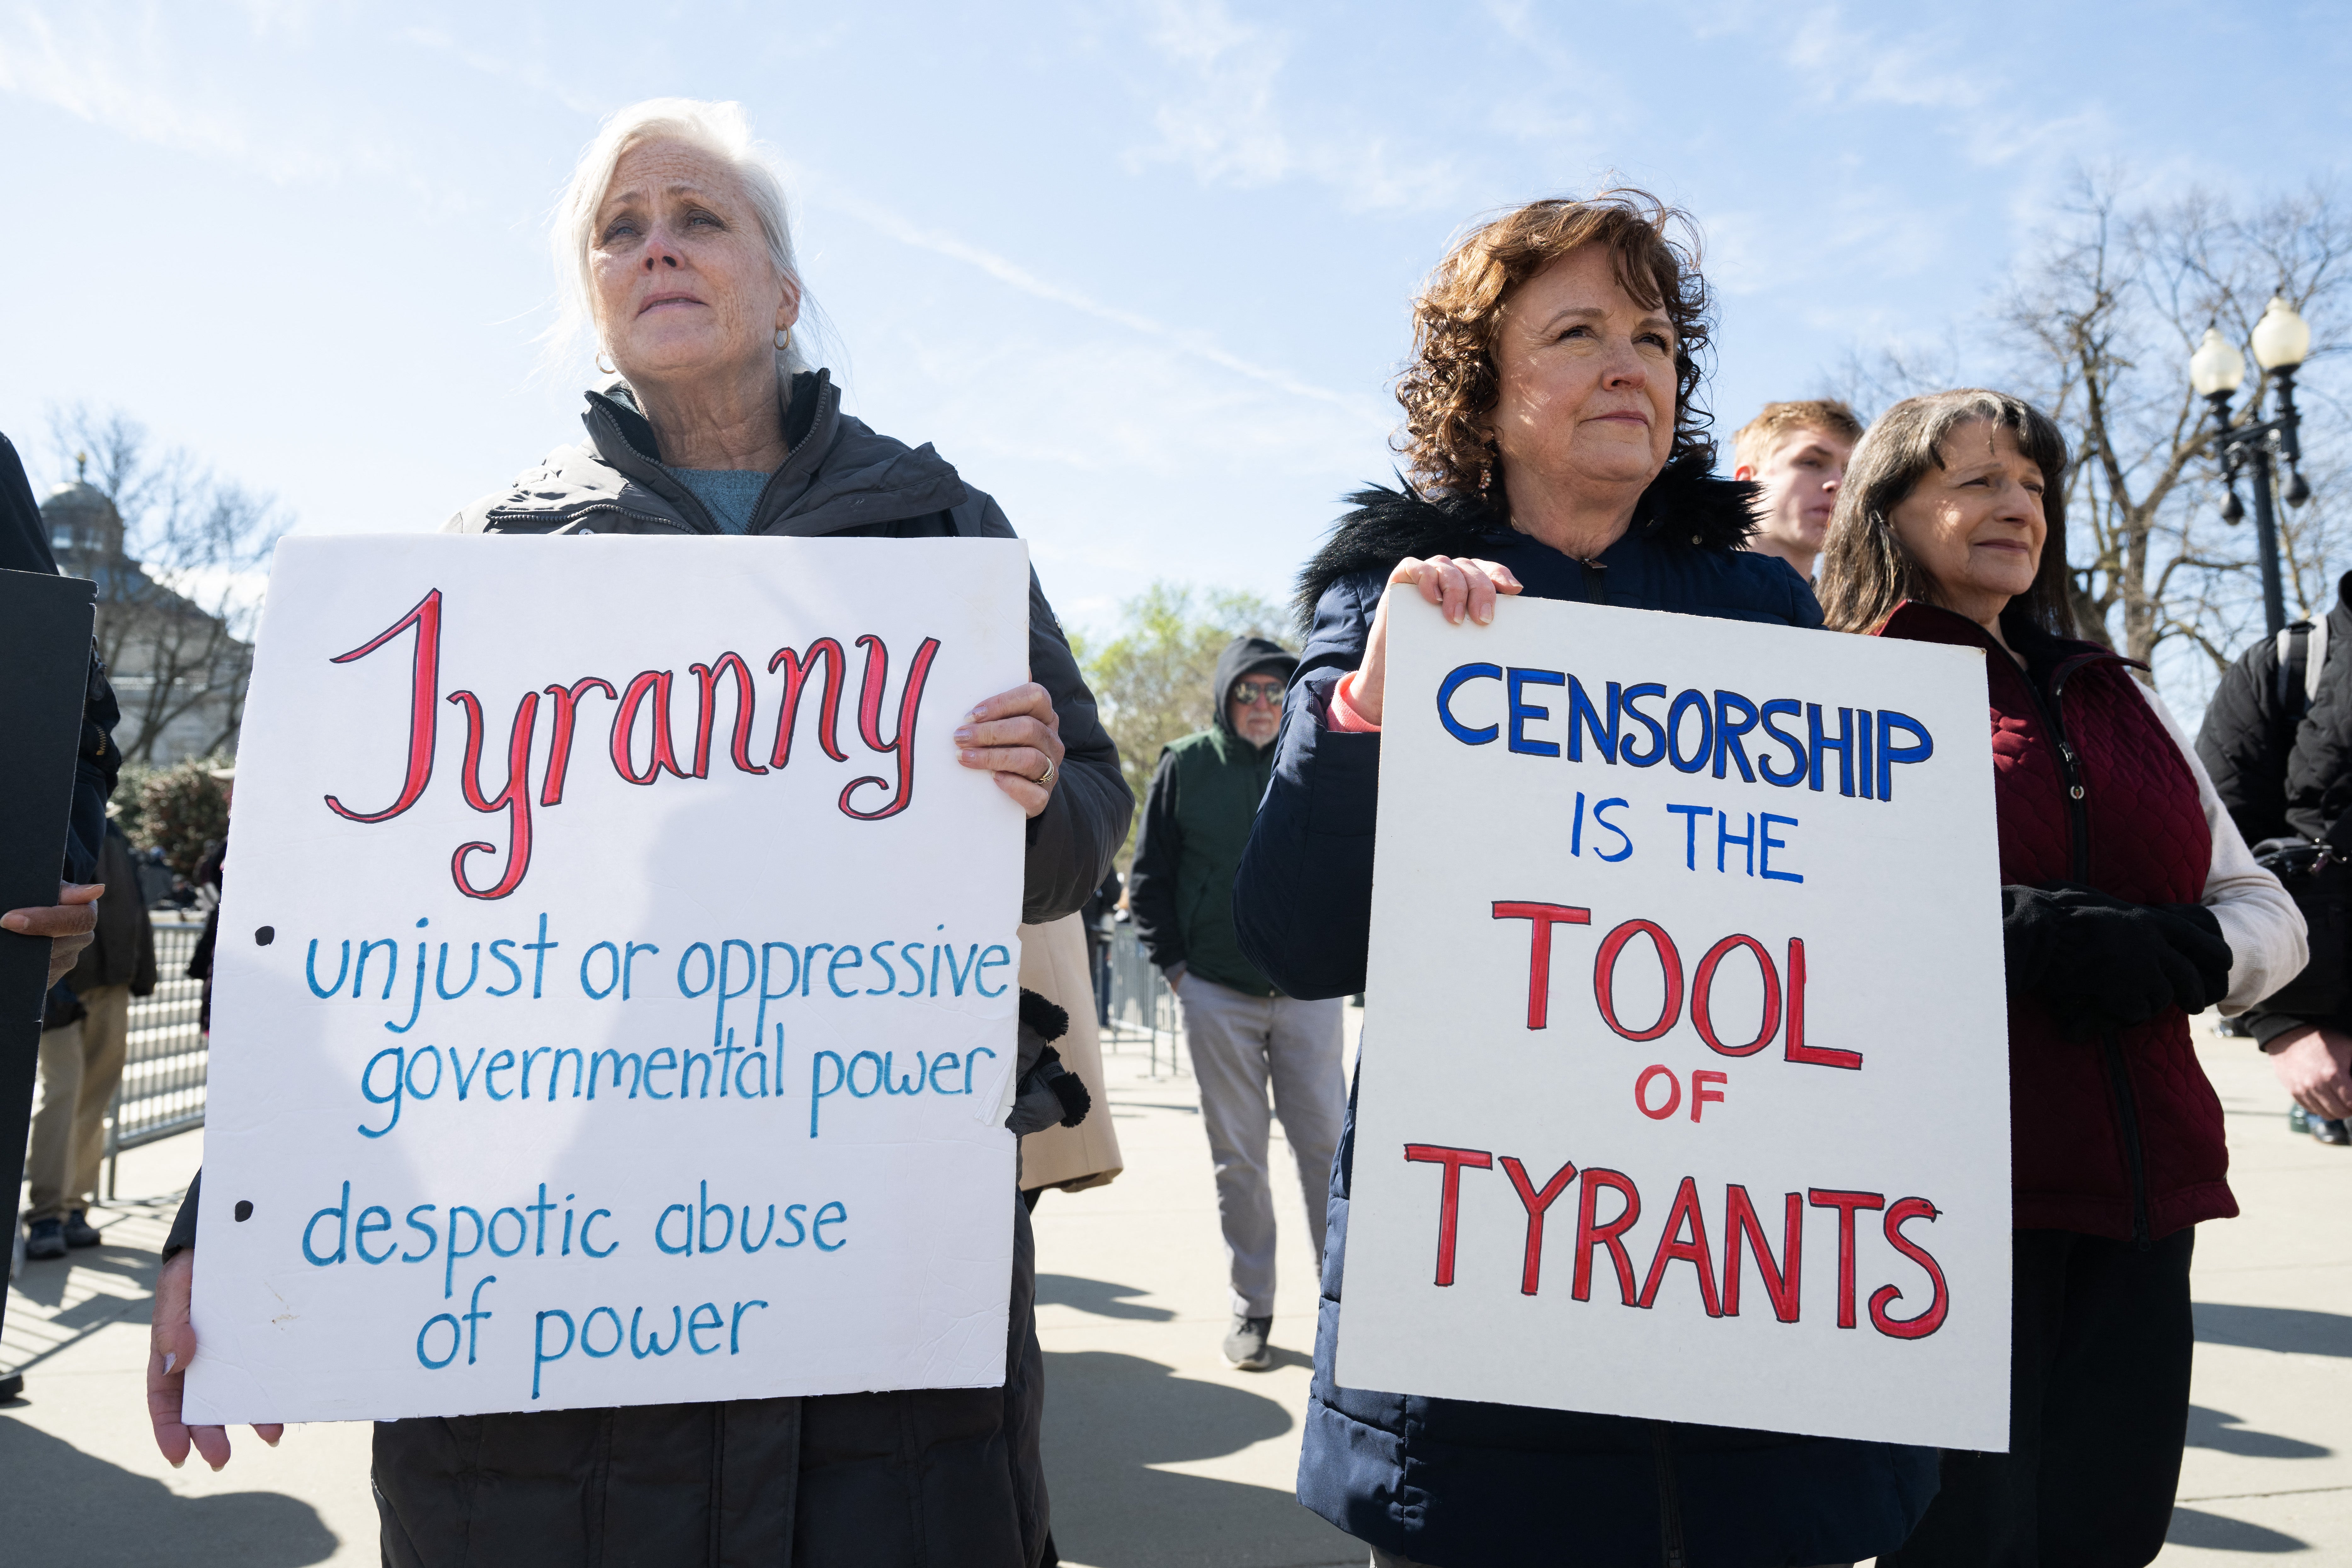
[{"left": 41, "top": 477, "right": 126, "bottom": 564}]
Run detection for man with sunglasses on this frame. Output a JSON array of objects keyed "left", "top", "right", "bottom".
[{"left": 1130, "top": 634, "right": 1345, "bottom": 1371}]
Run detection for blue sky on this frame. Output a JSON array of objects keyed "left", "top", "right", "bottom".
[{"left": 6, "top": 0, "right": 2348, "bottom": 644}]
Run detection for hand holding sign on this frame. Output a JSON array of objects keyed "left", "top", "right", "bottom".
[
  {"left": 1349, "top": 555, "right": 1525, "bottom": 725},
  {"left": 3, "top": 880, "right": 104, "bottom": 987},
  {"left": 148, "top": 1250, "right": 281, "bottom": 1470},
  {"left": 954, "top": 681, "right": 1064, "bottom": 816}
]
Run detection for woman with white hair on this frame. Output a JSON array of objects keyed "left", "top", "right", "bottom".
[{"left": 142, "top": 98, "right": 1129, "bottom": 1568}]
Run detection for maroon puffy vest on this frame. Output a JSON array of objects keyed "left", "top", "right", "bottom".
[{"left": 1876, "top": 602, "right": 2235, "bottom": 1241}]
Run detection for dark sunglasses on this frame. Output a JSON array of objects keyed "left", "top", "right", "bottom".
[{"left": 1231, "top": 682, "right": 1285, "bottom": 706}]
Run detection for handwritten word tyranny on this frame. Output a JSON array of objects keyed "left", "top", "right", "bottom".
[{"left": 320, "top": 589, "right": 940, "bottom": 900}]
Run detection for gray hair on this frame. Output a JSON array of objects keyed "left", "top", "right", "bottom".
[{"left": 546, "top": 98, "right": 810, "bottom": 382}]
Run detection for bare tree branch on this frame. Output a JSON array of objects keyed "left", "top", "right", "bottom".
[
  {"left": 43, "top": 405, "right": 284, "bottom": 763},
  {"left": 1833, "top": 171, "right": 2348, "bottom": 705}
]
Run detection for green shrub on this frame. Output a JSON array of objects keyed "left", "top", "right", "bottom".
[
  {"left": 133, "top": 756, "right": 232, "bottom": 879},
  {"left": 111, "top": 760, "right": 157, "bottom": 841}
]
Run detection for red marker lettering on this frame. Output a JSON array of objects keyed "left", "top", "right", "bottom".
[
  {"left": 1491, "top": 902, "right": 1592, "bottom": 1029},
  {"left": 1404, "top": 1143, "right": 1493, "bottom": 1287}
]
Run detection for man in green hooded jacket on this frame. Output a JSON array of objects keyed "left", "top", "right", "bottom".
[{"left": 1130, "top": 635, "right": 1344, "bottom": 1371}]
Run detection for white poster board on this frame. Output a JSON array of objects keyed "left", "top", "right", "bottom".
[
  {"left": 187, "top": 535, "right": 1030, "bottom": 1424},
  {"left": 1338, "top": 594, "right": 2011, "bottom": 1451}
]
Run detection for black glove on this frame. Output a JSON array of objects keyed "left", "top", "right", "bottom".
[
  {"left": 1005, "top": 989, "right": 1092, "bottom": 1137},
  {"left": 2001, "top": 883, "right": 2234, "bottom": 1035},
  {"left": 1007, "top": 1046, "right": 1092, "bottom": 1136}
]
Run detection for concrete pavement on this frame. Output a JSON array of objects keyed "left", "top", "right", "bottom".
[
  {"left": 7, "top": 1014, "right": 2347, "bottom": 1565},
  {"left": 2156, "top": 1024, "right": 2352, "bottom": 1562}
]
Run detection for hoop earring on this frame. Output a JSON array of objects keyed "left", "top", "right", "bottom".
[
  {"left": 595, "top": 349, "right": 617, "bottom": 375},
  {"left": 774, "top": 325, "right": 793, "bottom": 355}
]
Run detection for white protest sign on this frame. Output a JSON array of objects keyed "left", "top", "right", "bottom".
[
  {"left": 187, "top": 535, "right": 1031, "bottom": 1424},
  {"left": 1338, "top": 594, "right": 2010, "bottom": 1451}
]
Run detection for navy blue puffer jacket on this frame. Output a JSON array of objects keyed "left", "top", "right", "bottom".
[{"left": 1234, "top": 467, "right": 1941, "bottom": 1568}]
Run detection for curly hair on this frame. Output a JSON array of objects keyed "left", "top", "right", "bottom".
[{"left": 1395, "top": 191, "right": 1715, "bottom": 505}]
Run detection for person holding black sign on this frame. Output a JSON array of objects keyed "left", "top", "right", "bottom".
[
  {"left": 143, "top": 98, "right": 1126, "bottom": 1568},
  {"left": 2195, "top": 571, "right": 2352, "bottom": 1143},
  {"left": 1817, "top": 389, "right": 2304, "bottom": 1566},
  {"left": 0, "top": 431, "right": 120, "bottom": 984},
  {"left": 4, "top": 429, "right": 123, "bottom": 1307},
  {"left": 1235, "top": 192, "right": 1936, "bottom": 1568}
]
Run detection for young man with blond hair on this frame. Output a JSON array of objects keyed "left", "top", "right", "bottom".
[{"left": 1732, "top": 398, "right": 1864, "bottom": 584}]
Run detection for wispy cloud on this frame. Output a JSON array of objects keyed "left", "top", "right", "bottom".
[
  {"left": 1707, "top": 186, "right": 1953, "bottom": 296},
  {"left": 0, "top": 8, "right": 339, "bottom": 180},
  {"left": 823, "top": 184, "right": 1392, "bottom": 431},
  {"left": 0, "top": 4, "right": 481, "bottom": 209},
  {"left": 1780, "top": 8, "right": 1989, "bottom": 112},
  {"left": 398, "top": 25, "right": 613, "bottom": 120},
  {"left": 1123, "top": 0, "right": 1462, "bottom": 213},
  {"left": 1773, "top": 5, "right": 2111, "bottom": 177}
]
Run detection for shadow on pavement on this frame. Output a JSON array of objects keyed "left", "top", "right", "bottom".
[
  {"left": 1038, "top": 1274, "right": 1178, "bottom": 1322},
  {"left": 2184, "top": 1404, "right": 2332, "bottom": 1459},
  {"left": 1043, "top": 1349, "right": 1352, "bottom": 1568},
  {"left": 2164, "top": 1505, "right": 2306, "bottom": 1551},
  {"left": 0, "top": 1419, "right": 339, "bottom": 1568},
  {"left": 6, "top": 1241, "right": 155, "bottom": 1313},
  {"left": 2194, "top": 1301, "right": 2352, "bottom": 1358}
]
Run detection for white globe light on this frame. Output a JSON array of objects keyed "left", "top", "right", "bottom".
[
  {"left": 2252, "top": 295, "right": 2312, "bottom": 371},
  {"left": 2190, "top": 326, "right": 2246, "bottom": 396}
]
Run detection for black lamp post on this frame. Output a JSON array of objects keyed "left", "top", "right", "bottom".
[{"left": 2191, "top": 297, "right": 2314, "bottom": 637}]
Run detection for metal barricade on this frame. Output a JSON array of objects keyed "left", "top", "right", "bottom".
[
  {"left": 105, "top": 912, "right": 209, "bottom": 1197},
  {"left": 1100, "top": 922, "right": 1185, "bottom": 1077}
]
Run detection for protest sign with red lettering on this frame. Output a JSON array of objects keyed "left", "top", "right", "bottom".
[
  {"left": 185, "top": 535, "right": 1031, "bottom": 1423},
  {"left": 1337, "top": 594, "right": 2010, "bottom": 1450}
]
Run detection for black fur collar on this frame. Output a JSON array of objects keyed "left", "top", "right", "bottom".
[{"left": 1293, "top": 453, "right": 1762, "bottom": 634}]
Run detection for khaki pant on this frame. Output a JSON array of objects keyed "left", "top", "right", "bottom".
[
  {"left": 1175, "top": 972, "right": 1344, "bottom": 1318},
  {"left": 26, "top": 983, "right": 131, "bottom": 1222}
]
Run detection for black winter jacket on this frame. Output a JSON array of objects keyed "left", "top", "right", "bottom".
[
  {"left": 64, "top": 823, "right": 157, "bottom": 995},
  {"left": 167, "top": 373, "right": 1129, "bottom": 1568},
  {"left": 0, "top": 431, "right": 122, "bottom": 882},
  {"left": 2196, "top": 570, "right": 2352, "bottom": 1041},
  {"left": 1234, "top": 466, "right": 1940, "bottom": 1567}
]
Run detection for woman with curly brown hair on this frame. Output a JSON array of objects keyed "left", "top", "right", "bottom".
[{"left": 1233, "top": 193, "right": 1940, "bottom": 1567}]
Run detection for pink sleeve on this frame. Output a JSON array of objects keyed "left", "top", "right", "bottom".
[{"left": 1327, "top": 670, "right": 1381, "bottom": 733}]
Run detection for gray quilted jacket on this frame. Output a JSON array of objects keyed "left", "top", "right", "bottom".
[{"left": 172, "top": 370, "right": 1129, "bottom": 1566}]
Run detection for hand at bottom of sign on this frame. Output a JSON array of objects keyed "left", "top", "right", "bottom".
[{"left": 148, "top": 1250, "right": 283, "bottom": 1470}]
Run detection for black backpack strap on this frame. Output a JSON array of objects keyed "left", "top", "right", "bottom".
[
  {"left": 2284, "top": 621, "right": 2352, "bottom": 853},
  {"left": 2277, "top": 622, "right": 2313, "bottom": 723}
]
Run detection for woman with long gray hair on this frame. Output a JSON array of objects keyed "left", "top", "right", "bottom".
[
  {"left": 1818, "top": 389, "right": 2301, "bottom": 1566},
  {"left": 141, "top": 97, "right": 1128, "bottom": 1567}
]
